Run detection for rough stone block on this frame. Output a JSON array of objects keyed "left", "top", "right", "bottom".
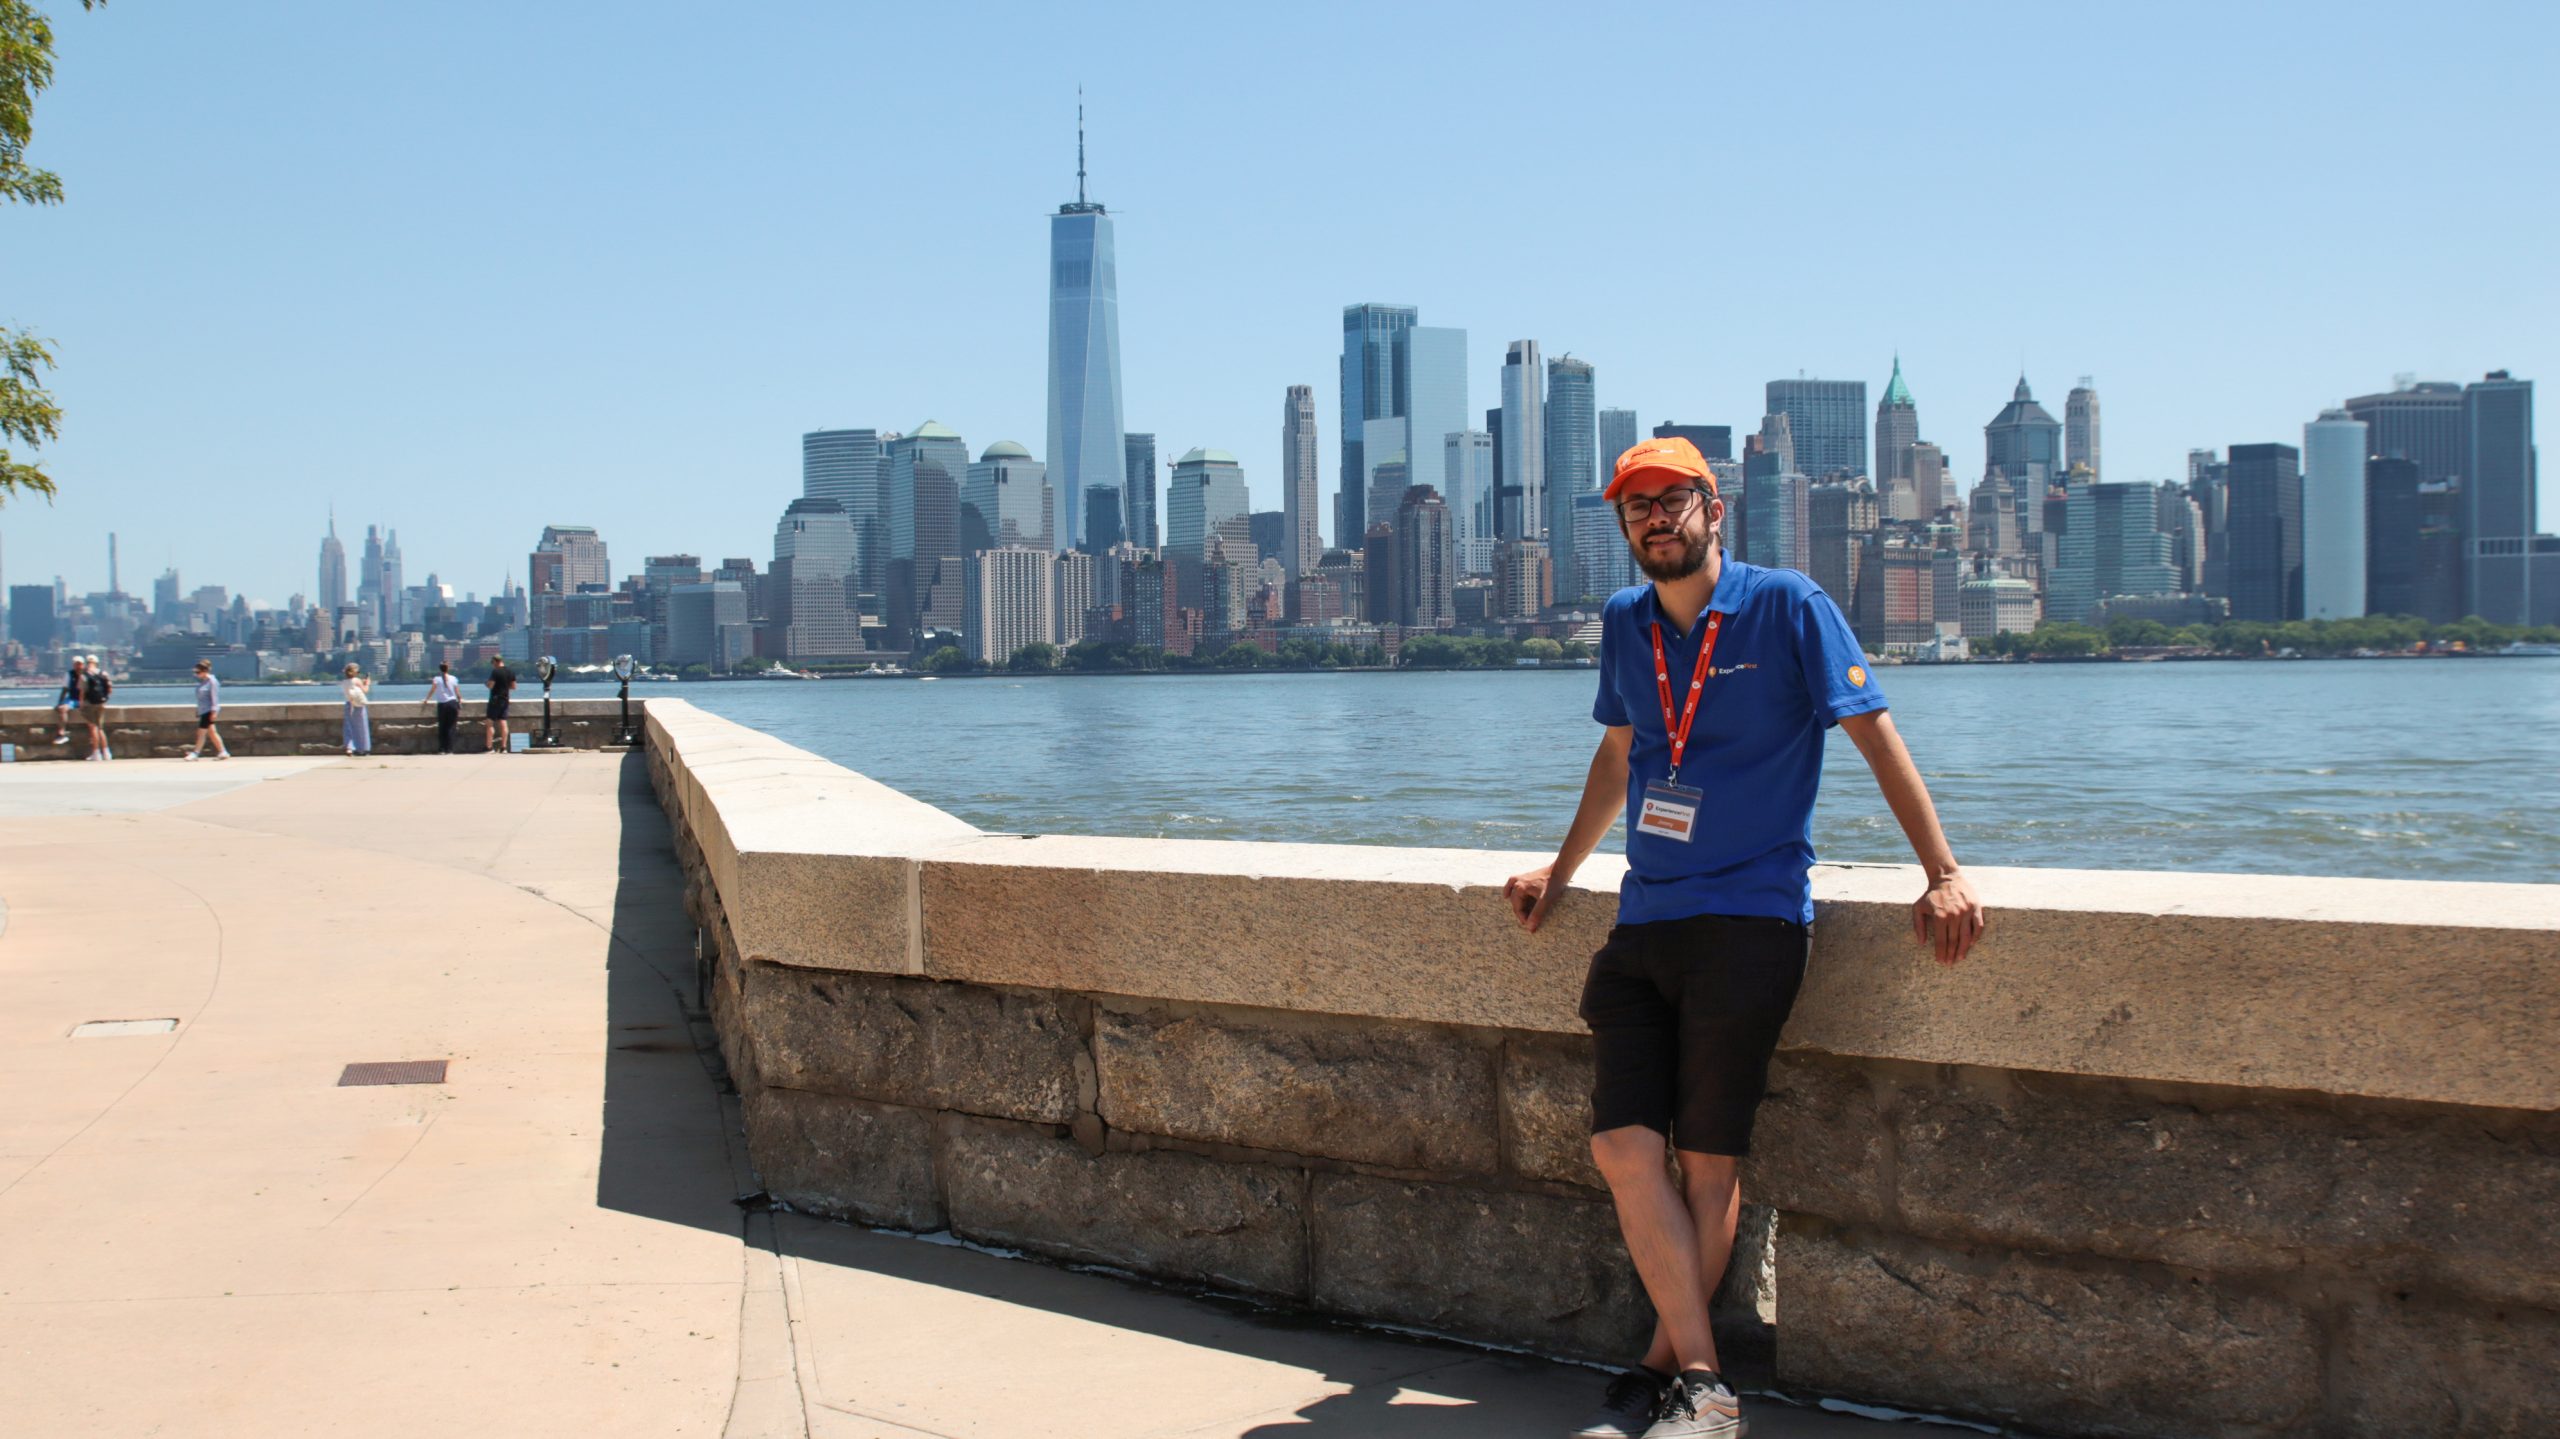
[
  {"left": 1740, "top": 1052, "right": 1891, "bottom": 1226},
  {"left": 1775, "top": 1221, "right": 2318, "bottom": 1437},
  {"left": 2330, "top": 1295, "right": 2560, "bottom": 1437},
  {"left": 1500, "top": 1033, "right": 1601, "bottom": 1188},
  {"left": 1309, "top": 1172, "right": 1650, "bottom": 1361},
  {"left": 1892, "top": 1070, "right": 2560, "bottom": 1307},
  {"left": 743, "top": 1087, "right": 941, "bottom": 1231},
  {"left": 938, "top": 1117, "right": 1305, "bottom": 1299},
  {"left": 743, "top": 967, "right": 1083, "bottom": 1124},
  {"left": 1096, "top": 1004, "right": 1496, "bottom": 1172}
]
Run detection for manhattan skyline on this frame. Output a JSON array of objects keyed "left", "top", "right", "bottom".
[{"left": 3, "top": 2, "right": 2554, "bottom": 601}]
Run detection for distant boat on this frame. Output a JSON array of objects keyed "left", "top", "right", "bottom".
[{"left": 2503, "top": 641, "right": 2560, "bottom": 657}]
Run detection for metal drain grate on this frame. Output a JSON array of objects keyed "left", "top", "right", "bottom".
[
  {"left": 337, "top": 1060, "right": 449, "bottom": 1086},
  {"left": 71, "top": 1018, "right": 179, "bottom": 1038}
]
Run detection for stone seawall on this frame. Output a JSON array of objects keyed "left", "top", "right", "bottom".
[
  {"left": 642, "top": 697, "right": 2560, "bottom": 1438},
  {"left": 2, "top": 698, "right": 642, "bottom": 760}
]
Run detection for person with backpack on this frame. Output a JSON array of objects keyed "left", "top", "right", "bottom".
[{"left": 79, "top": 657, "right": 113, "bottom": 761}]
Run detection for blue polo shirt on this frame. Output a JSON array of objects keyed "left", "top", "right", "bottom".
[{"left": 1592, "top": 560, "right": 1886, "bottom": 925}]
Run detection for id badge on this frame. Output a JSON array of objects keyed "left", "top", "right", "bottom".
[{"left": 1637, "top": 779, "right": 1704, "bottom": 843}]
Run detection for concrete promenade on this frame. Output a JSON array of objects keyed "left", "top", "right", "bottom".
[{"left": 0, "top": 754, "right": 1897, "bottom": 1438}]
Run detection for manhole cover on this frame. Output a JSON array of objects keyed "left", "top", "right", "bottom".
[
  {"left": 338, "top": 1060, "right": 449, "bottom": 1086},
  {"left": 71, "top": 1018, "right": 179, "bottom": 1038}
]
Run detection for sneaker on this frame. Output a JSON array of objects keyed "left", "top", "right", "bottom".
[
  {"left": 182, "top": 752, "right": 199, "bottom": 762},
  {"left": 214, "top": 752, "right": 231, "bottom": 761},
  {"left": 51, "top": 734, "right": 69, "bottom": 745},
  {"left": 1570, "top": 1367, "right": 1670, "bottom": 1439},
  {"left": 1639, "top": 1371, "right": 1743, "bottom": 1438}
]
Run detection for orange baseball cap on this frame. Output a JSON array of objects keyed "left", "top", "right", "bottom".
[{"left": 1604, "top": 436, "right": 1717, "bottom": 501}]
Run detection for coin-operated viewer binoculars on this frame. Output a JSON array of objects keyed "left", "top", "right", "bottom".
[
  {"left": 530, "top": 655, "right": 566, "bottom": 749},
  {"left": 611, "top": 654, "right": 643, "bottom": 747}
]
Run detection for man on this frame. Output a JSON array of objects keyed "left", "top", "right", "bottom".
[
  {"left": 50, "top": 656, "right": 83, "bottom": 745},
  {"left": 78, "top": 656, "right": 113, "bottom": 761},
  {"left": 1505, "top": 437, "right": 1985, "bottom": 1439},
  {"left": 181, "top": 659, "right": 230, "bottom": 761},
  {"left": 484, "top": 658, "right": 515, "bottom": 754},
  {"left": 427, "top": 662, "right": 463, "bottom": 754}
]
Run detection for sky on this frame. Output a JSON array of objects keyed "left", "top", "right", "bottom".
[{"left": 5, "top": 1, "right": 2555, "bottom": 605}]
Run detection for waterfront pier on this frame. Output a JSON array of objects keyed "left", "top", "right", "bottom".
[{"left": 2, "top": 699, "right": 2553, "bottom": 1436}]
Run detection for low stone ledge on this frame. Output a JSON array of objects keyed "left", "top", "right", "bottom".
[
  {"left": 742, "top": 966, "right": 1084, "bottom": 1125},
  {"left": 646, "top": 701, "right": 984, "bottom": 976},
  {"left": 1095, "top": 1002, "right": 1498, "bottom": 1174},
  {"left": 1891, "top": 1068, "right": 2560, "bottom": 1311},
  {"left": 2, "top": 698, "right": 636, "bottom": 759},
  {"left": 2332, "top": 1295, "right": 2560, "bottom": 1438},
  {"left": 744, "top": 1088, "right": 942, "bottom": 1231},
  {"left": 1308, "top": 1171, "right": 1650, "bottom": 1362},
  {"left": 937, "top": 1115, "right": 1307, "bottom": 1300},
  {"left": 1775, "top": 1221, "right": 2321, "bottom": 1438},
  {"left": 1741, "top": 1053, "right": 1893, "bottom": 1228},
  {"left": 1497, "top": 1033, "right": 1603, "bottom": 1189},
  {"left": 652, "top": 699, "right": 2560, "bottom": 1112}
]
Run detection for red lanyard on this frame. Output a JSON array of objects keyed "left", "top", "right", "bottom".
[{"left": 1648, "top": 612, "right": 1722, "bottom": 778}]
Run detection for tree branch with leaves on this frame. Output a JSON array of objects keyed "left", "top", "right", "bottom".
[{"left": 2, "top": 0, "right": 102, "bottom": 504}]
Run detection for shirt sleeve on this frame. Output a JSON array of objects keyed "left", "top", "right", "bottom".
[
  {"left": 1591, "top": 605, "right": 1630, "bottom": 727},
  {"left": 1796, "top": 586, "right": 1888, "bottom": 727}
]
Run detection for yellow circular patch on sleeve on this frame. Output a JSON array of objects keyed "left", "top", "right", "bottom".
[{"left": 1847, "top": 665, "right": 1867, "bottom": 688}]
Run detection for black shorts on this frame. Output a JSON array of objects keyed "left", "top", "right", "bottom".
[
  {"left": 1577, "top": 913, "right": 1810, "bottom": 1156},
  {"left": 486, "top": 697, "right": 510, "bottom": 719},
  {"left": 196, "top": 712, "right": 215, "bottom": 730}
]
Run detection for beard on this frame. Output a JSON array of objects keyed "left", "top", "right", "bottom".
[{"left": 1631, "top": 525, "right": 1711, "bottom": 582}]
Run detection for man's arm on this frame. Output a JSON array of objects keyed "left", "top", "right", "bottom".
[
  {"left": 1504, "top": 725, "right": 1632, "bottom": 933},
  {"left": 1837, "top": 709, "right": 1986, "bottom": 965}
]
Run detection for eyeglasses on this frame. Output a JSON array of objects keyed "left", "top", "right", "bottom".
[{"left": 1616, "top": 487, "right": 1710, "bottom": 524}]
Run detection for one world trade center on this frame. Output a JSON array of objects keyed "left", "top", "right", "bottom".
[{"left": 1047, "top": 107, "right": 1124, "bottom": 553}]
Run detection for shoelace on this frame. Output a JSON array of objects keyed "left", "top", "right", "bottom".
[{"left": 1661, "top": 1376, "right": 1727, "bottom": 1421}]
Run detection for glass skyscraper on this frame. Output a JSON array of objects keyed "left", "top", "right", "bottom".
[
  {"left": 1402, "top": 326, "right": 1468, "bottom": 503},
  {"left": 1339, "top": 304, "right": 1418, "bottom": 544},
  {"left": 2300, "top": 410, "right": 2369, "bottom": 620},
  {"left": 1544, "top": 357, "right": 1597, "bottom": 590},
  {"left": 803, "top": 429, "right": 885, "bottom": 590},
  {"left": 1598, "top": 408, "right": 1639, "bottom": 479},
  {"left": 1123, "top": 432, "right": 1158, "bottom": 550},
  {"left": 1167, "top": 449, "right": 1250, "bottom": 562},
  {"left": 1446, "top": 431, "right": 1497, "bottom": 575},
  {"left": 1765, "top": 378, "right": 1869, "bottom": 480},
  {"left": 1047, "top": 121, "right": 1124, "bottom": 554}
]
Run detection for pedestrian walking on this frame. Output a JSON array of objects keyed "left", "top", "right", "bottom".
[
  {"left": 1513, "top": 439, "right": 1985, "bottom": 1439},
  {"left": 51, "top": 657, "right": 84, "bottom": 746},
  {"left": 426, "top": 662, "right": 462, "bottom": 754},
  {"left": 341, "top": 663, "right": 373, "bottom": 756},
  {"left": 483, "top": 659, "right": 515, "bottom": 754},
  {"left": 79, "top": 657, "right": 112, "bottom": 761},
  {"left": 182, "top": 660, "right": 231, "bottom": 761}
]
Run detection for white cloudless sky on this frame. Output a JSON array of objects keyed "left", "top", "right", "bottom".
[{"left": 4, "top": 0, "right": 2554, "bottom": 603}]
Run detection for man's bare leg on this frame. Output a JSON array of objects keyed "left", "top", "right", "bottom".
[
  {"left": 1594, "top": 1126, "right": 1729, "bottom": 1374},
  {"left": 1635, "top": 1152, "right": 1742, "bottom": 1373}
]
